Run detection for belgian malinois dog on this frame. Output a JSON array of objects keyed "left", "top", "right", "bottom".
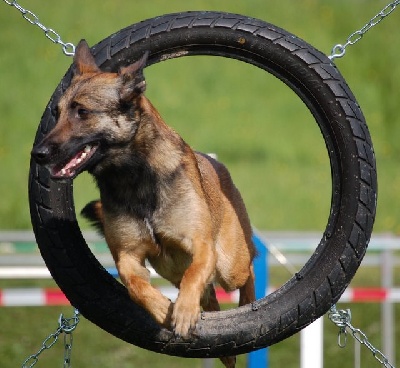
[{"left": 32, "top": 40, "right": 256, "bottom": 367}]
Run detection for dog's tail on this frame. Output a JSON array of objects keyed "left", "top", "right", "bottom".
[{"left": 81, "top": 200, "right": 105, "bottom": 235}]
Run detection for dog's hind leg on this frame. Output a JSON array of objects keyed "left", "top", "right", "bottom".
[
  {"left": 204, "top": 266, "right": 254, "bottom": 368},
  {"left": 200, "top": 284, "right": 220, "bottom": 312},
  {"left": 201, "top": 285, "right": 236, "bottom": 368},
  {"left": 238, "top": 265, "right": 256, "bottom": 307}
]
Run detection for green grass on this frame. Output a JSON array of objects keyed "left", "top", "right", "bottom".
[
  {"left": 1, "top": 0, "right": 400, "bottom": 232},
  {"left": 74, "top": 56, "right": 332, "bottom": 231},
  {"left": 1, "top": 1, "right": 400, "bottom": 367},
  {"left": 1, "top": 265, "right": 399, "bottom": 368}
]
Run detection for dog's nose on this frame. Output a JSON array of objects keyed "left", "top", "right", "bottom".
[{"left": 31, "top": 144, "right": 51, "bottom": 164}]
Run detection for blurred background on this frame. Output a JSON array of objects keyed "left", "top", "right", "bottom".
[{"left": 0, "top": 1, "right": 399, "bottom": 367}]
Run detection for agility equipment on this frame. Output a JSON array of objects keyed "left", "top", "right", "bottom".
[{"left": 28, "top": 11, "right": 377, "bottom": 359}]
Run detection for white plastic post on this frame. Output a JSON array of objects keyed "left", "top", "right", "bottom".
[
  {"left": 300, "top": 317, "right": 323, "bottom": 368},
  {"left": 381, "top": 249, "right": 395, "bottom": 364}
]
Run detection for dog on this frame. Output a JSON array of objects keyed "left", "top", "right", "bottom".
[{"left": 31, "top": 40, "right": 256, "bottom": 367}]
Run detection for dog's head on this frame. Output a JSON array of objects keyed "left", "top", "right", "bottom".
[{"left": 31, "top": 39, "right": 149, "bottom": 180}]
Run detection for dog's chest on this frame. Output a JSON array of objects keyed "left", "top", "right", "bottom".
[
  {"left": 128, "top": 216, "right": 195, "bottom": 286},
  {"left": 148, "top": 240, "right": 192, "bottom": 286}
]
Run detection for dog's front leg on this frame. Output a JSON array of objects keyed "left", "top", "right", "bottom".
[
  {"left": 117, "top": 252, "right": 173, "bottom": 328},
  {"left": 172, "top": 239, "right": 216, "bottom": 336}
]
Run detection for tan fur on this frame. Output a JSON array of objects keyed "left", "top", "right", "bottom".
[
  {"left": 32, "top": 40, "right": 256, "bottom": 368},
  {"left": 99, "top": 101, "right": 257, "bottom": 328}
]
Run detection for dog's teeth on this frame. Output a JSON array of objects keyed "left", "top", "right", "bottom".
[
  {"left": 84, "top": 145, "right": 91, "bottom": 153},
  {"left": 61, "top": 169, "right": 66, "bottom": 176},
  {"left": 81, "top": 152, "right": 87, "bottom": 159},
  {"left": 76, "top": 158, "right": 82, "bottom": 164}
]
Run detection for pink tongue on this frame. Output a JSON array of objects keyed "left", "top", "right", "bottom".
[
  {"left": 64, "top": 150, "right": 84, "bottom": 171},
  {"left": 52, "top": 149, "right": 85, "bottom": 177}
]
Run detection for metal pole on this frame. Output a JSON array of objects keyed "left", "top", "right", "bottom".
[
  {"left": 201, "top": 358, "right": 214, "bottom": 368},
  {"left": 248, "top": 233, "right": 269, "bottom": 368},
  {"left": 381, "top": 248, "right": 395, "bottom": 363},
  {"left": 300, "top": 318, "right": 323, "bottom": 368},
  {"left": 354, "top": 337, "right": 361, "bottom": 368}
]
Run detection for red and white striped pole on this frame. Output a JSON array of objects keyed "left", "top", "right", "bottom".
[{"left": 1, "top": 286, "right": 400, "bottom": 307}]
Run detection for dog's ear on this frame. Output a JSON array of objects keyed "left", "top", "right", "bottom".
[
  {"left": 73, "top": 39, "right": 101, "bottom": 76},
  {"left": 118, "top": 51, "right": 149, "bottom": 103}
]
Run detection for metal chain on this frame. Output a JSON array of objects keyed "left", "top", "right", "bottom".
[
  {"left": 2, "top": 0, "right": 75, "bottom": 56},
  {"left": 63, "top": 332, "right": 74, "bottom": 367},
  {"left": 21, "top": 309, "right": 80, "bottom": 368},
  {"left": 329, "top": 0, "right": 400, "bottom": 60},
  {"left": 328, "top": 305, "right": 395, "bottom": 368}
]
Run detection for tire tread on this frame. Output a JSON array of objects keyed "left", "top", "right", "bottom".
[{"left": 29, "top": 11, "right": 376, "bottom": 357}]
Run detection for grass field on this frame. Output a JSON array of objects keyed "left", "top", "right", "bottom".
[
  {"left": 1, "top": 0, "right": 400, "bottom": 367},
  {"left": 1, "top": 265, "right": 399, "bottom": 368},
  {"left": 1, "top": 0, "right": 400, "bottom": 232}
]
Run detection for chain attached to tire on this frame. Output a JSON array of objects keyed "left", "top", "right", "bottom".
[
  {"left": 2, "top": 0, "right": 76, "bottom": 56},
  {"left": 21, "top": 309, "right": 80, "bottom": 368},
  {"left": 329, "top": 0, "right": 400, "bottom": 60},
  {"left": 328, "top": 305, "right": 395, "bottom": 368}
]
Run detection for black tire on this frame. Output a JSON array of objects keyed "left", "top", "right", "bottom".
[{"left": 29, "top": 11, "right": 377, "bottom": 358}]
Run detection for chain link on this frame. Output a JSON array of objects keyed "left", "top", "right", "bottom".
[
  {"left": 63, "top": 332, "right": 74, "bottom": 367},
  {"left": 328, "top": 305, "right": 395, "bottom": 368},
  {"left": 21, "top": 309, "right": 80, "bottom": 368},
  {"left": 329, "top": 0, "right": 400, "bottom": 60},
  {"left": 2, "top": 0, "right": 75, "bottom": 56}
]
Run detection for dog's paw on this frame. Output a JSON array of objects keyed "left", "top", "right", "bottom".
[
  {"left": 150, "top": 296, "right": 173, "bottom": 328},
  {"left": 171, "top": 298, "right": 200, "bottom": 337},
  {"left": 220, "top": 355, "right": 237, "bottom": 368}
]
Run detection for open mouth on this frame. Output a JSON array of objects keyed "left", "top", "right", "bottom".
[{"left": 51, "top": 144, "right": 98, "bottom": 179}]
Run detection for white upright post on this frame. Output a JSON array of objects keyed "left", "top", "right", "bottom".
[
  {"left": 301, "top": 317, "right": 323, "bottom": 368},
  {"left": 381, "top": 249, "right": 395, "bottom": 364}
]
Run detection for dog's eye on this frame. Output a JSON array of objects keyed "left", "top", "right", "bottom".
[{"left": 77, "top": 108, "right": 90, "bottom": 120}]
